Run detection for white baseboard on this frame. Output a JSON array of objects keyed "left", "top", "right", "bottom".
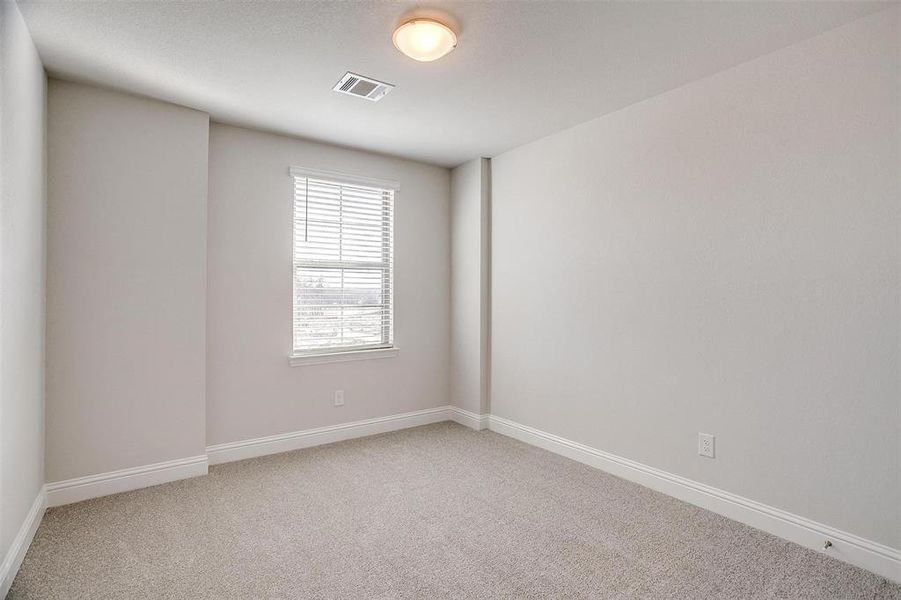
[
  {"left": 0, "top": 487, "right": 46, "bottom": 597},
  {"left": 450, "top": 406, "right": 490, "bottom": 430},
  {"left": 43, "top": 407, "right": 455, "bottom": 508},
  {"left": 45, "top": 455, "right": 208, "bottom": 508},
  {"left": 488, "top": 415, "right": 901, "bottom": 584},
  {"left": 207, "top": 405, "right": 453, "bottom": 465}
]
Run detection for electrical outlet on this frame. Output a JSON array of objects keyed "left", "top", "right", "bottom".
[
  {"left": 698, "top": 433, "right": 715, "bottom": 458},
  {"left": 334, "top": 390, "right": 345, "bottom": 407}
]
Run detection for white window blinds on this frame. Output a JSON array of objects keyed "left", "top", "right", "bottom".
[{"left": 291, "top": 168, "right": 396, "bottom": 357}]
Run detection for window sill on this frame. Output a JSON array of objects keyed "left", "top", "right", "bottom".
[{"left": 288, "top": 347, "right": 399, "bottom": 367}]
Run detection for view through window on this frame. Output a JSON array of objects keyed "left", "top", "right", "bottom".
[{"left": 291, "top": 169, "right": 395, "bottom": 356}]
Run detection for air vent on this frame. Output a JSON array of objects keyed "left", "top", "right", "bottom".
[{"left": 332, "top": 72, "right": 394, "bottom": 102}]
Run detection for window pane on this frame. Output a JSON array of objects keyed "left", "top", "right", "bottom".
[
  {"left": 294, "top": 268, "right": 389, "bottom": 351},
  {"left": 292, "top": 173, "right": 394, "bottom": 355}
]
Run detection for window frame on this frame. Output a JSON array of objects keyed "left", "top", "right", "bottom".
[{"left": 288, "top": 167, "right": 399, "bottom": 366}]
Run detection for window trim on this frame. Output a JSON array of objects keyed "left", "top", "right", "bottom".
[
  {"left": 289, "top": 167, "right": 400, "bottom": 193},
  {"left": 288, "top": 347, "right": 399, "bottom": 367},
  {"left": 288, "top": 166, "right": 399, "bottom": 366}
]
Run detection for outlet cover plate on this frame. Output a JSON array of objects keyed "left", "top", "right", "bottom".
[{"left": 698, "top": 433, "right": 715, "bottom": 458}]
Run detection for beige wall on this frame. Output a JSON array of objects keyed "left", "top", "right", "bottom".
[
  {"left": 43, "top": 86, "right": 450, "bottom": 475},
  {"left": 450, "top": 158, "right": 490, "bottom": 416},
  {"left": 0, "top": 0, "right": 46, "bottom": 569},
  {"left": 46, "top": 81, "right": 209, "bottom": 482},
  {"left": 490, "top": 7, "right": 900, "bottom": 548},
  {"left": 206, "top": 124, "right": 450, "bottom": 446}
]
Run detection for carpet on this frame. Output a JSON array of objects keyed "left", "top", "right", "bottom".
[{"left": 9, "top": 422, "right": 901, "bottom": 599}]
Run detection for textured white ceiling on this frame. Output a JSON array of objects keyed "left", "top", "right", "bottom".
[{"left": 18, "top": 1, "right": 891, "bottom": 167}]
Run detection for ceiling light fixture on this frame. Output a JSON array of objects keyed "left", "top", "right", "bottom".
[{"left": 392, "top": 18, "right": 457, "bottom": 62}]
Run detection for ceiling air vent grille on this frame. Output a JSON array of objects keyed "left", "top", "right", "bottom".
[{"left": 333, "top": 72, "right": 394, "bottom": 102}]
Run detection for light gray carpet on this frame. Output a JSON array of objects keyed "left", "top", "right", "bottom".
[{"left": 9, "top": 422, "right": 901, "bottom": 599}]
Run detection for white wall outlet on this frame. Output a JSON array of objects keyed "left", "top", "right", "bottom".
[
  {"left": 698, "top": 433, "right": 715, "bottom": 458},
  {"left": 334, "top": 390, "right": 345, "bottom": 407}
]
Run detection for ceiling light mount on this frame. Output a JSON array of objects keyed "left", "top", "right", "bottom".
[{"left": 392, "top": 18, "right": 457, "bottom": 62}]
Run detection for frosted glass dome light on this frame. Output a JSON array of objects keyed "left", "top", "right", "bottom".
[{"left": 393, "top": 19, "right": 457, "bottom": 62}]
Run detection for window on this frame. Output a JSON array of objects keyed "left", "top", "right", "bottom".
[{"left": 290, "top": 168, "right": 397, "bottom": 363}]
